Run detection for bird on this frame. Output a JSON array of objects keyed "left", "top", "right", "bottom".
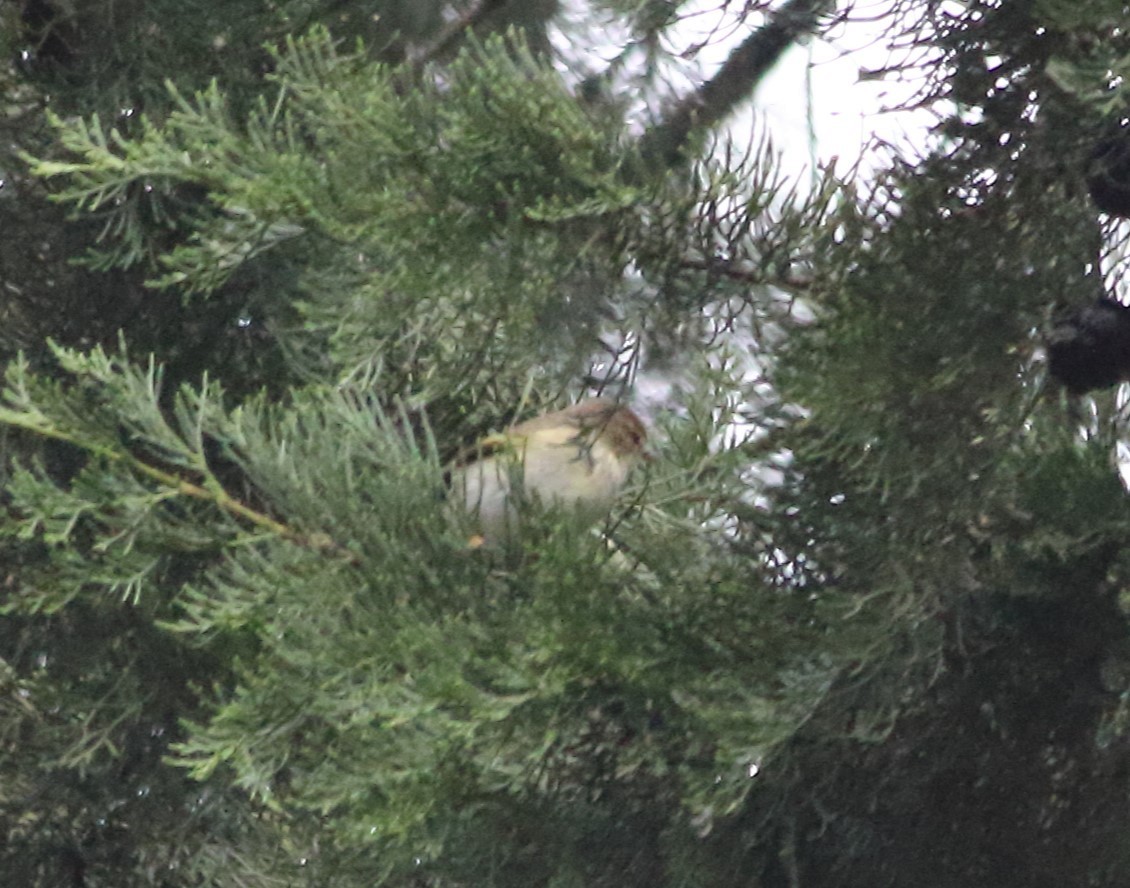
[
  {"left": 1046, "top": 298, "right": 1130, "bottom": 394},
  {"left": 450, "top": 398, "right": 651, "bottom": 544}
]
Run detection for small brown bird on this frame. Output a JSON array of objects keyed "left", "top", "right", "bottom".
[{"left": 451, "top": 398, "right": 651, "bottom": 543}]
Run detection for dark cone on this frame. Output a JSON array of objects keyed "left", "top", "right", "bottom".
[
  {"left": 1087, "top": 121, "right": 1130, "bottom": 217},
  {"left": 1047, "top": 299, "right": 1130, "bottom": 394}
]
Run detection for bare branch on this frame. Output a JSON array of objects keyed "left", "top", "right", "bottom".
[
  {"left": 638, "top": 0, "right": 835, "bottom": 169},
  {"left": 409, "top": 0, "right": 511, "bottom": 70}
]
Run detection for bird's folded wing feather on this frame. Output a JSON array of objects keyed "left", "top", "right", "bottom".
[{"left": 460, "top": 424, "right": 582, "bottom": 465}]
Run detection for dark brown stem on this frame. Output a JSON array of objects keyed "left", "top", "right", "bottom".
[
  {"left": 677, "top": 256, "right": 812, "bottom": 291},
  {"left": 638, "top": 0, "right": 835, "bottom": 170},
  {"left": 409, "top": 0, "right": 511, "bottom": 70}
]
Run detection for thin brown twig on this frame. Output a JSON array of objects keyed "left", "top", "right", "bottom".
[
  {"left": 677, "top": 256, "right": 813, "bottom": 290},
  {"left": 3, "top": 414, "right": 357, "bottom": 562},
  {"left": 409, "top": 0, "right": 510, "bottom": 71}
]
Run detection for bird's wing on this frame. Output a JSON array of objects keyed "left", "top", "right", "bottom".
[
  {"left": 477, "top": 431, "right": 514, "bottom": 453},
  {"left": 454, "top": 431, "right": 526, "bottom": 468}
]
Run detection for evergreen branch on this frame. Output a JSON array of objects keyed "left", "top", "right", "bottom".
[
  {"left": 0, "top": 402, "right": 352, "bottom": 561},
  {"left": 638, "top": 0, "right": 834, "bottom": 168}
]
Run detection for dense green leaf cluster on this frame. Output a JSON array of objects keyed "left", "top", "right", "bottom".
[
  {"left": 0, "top": 20, "right": 834, "bottom": 880},
  {"left": 0, "top": 332, "right": 826, "bottom": 884}
]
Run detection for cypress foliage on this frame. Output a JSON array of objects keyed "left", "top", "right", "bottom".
[
  {"left": 7, "top": 2, "right": 1130, "bottom": 886},
  {"left": 2, "top": 16, "right": 832, "bottom": 887}
]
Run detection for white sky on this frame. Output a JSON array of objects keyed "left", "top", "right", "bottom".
[
  {"left": 555, "top": 1, "right": 945, "bottom": 429},
  {"left": 554, "top": 1, "right": 941, "bottom": 175},
  {"left": 689, "top": 1, "right": 940, "bottom": 178}
]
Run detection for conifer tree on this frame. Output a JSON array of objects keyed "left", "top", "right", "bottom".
[{"left": 4, "top": 2, "right": 1130, "bottom": 887}]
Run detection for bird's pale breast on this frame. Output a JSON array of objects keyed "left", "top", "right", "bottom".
[{"left": 456, "top": 427, "right": 631, "bottom": 539}]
